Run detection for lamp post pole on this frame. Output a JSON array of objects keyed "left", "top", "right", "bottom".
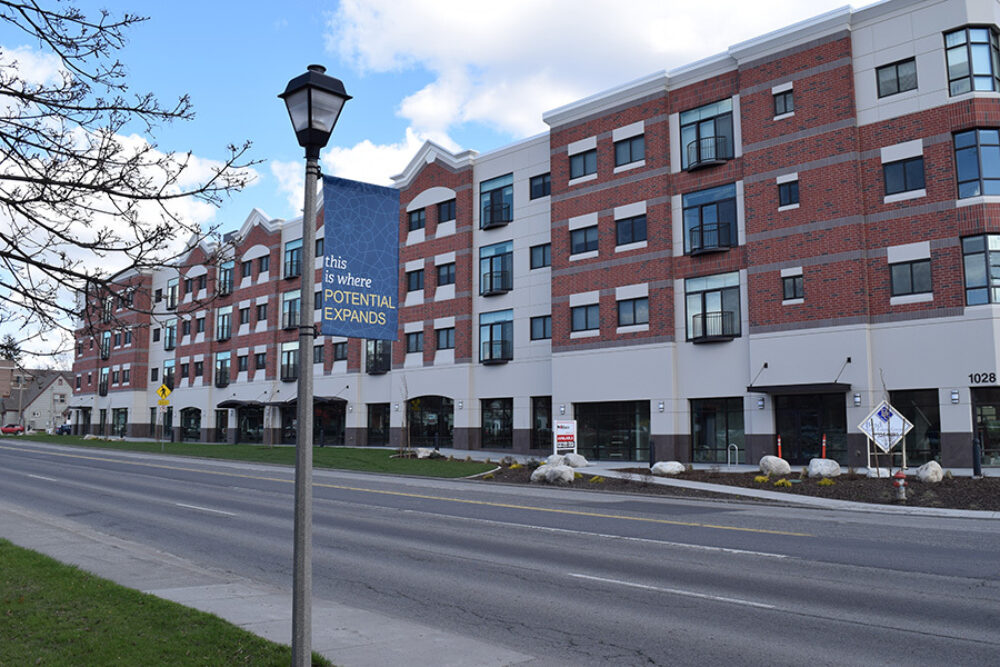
[{"left": 280, "top": 64, "right": 351, "bottom": 667}]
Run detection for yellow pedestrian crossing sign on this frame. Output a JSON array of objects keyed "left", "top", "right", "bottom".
[{"left": 156, "top": 384, "right": 171, "bottom": 400}]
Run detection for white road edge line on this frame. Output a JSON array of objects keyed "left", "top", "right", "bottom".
[
  {"left": 174, "top": 503, "right": 236, "bottom": 517},
  {"left": 26, "top": 473, "right": 57, "bottom": 481},
  {"left": 569, "top": 573, "right": 777, "bottom": 610}
]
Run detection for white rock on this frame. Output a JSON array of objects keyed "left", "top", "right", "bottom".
[
  {"left": 544, "top": 464, "right": 575, "bottom": 485},
  {"left": 415, "top": 448, "right": 433, "bottom": 459},
  {"left": 545, "top": 454, "right": 565, "bottom": 466},
  {"left": 759, "top": 455, "right": 791, "bottom": 477},
  {"left": 530, "top": 466, "right": 548, "bottom": 483},
  {"left": 651, "top": 461, "right": 685, "bottom": 476},
  {"left": 562, "top": 453, "right": 589, "bottom": 468},
  {"left": 865, "top": 467, "right": 891, "bottom": 478},
  {"left": 83, "top": 434, "right": 98, "bottom": 440},
  {"left": 808, "top": 458, "right": 841, "bottom": 478},
  {"left": 916, "top": 460, "right": 943, "bottom": 483}
]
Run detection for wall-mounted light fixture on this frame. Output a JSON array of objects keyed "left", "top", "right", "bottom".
[
  {"left": 559, "top": 404, "right": 566, "bottom": 415},
  {"left": 457, "top": 400, "right": 463, "bottom": 409},
  {"left": 757, "top": 397, "right": 765, "bottom": 410},
  {"left": 951, "top": 390, "right": 960, "bottom": 404},
  {"left": 347, "top": 404, "right": 352, "bottom": 412},
  {"left": 853, "top": 393, "right": 862, "bottom": 407},
  {"left": 394, "top": 403, "right": 399, "bottom": 411},
  {"left": 657, "top": 401, "right": 664, "bottom": 412}
]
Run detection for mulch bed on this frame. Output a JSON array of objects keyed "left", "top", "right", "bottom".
[{"left": 479, "top": 465, "right": 1000, "bottom": 512}]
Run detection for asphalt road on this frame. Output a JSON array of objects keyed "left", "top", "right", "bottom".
[{"left": 2, "top": 440, "right": 999, "bottom": 665}]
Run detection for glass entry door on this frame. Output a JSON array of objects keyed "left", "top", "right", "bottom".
[
  {"left": 774, "top": 393, "right": 847, "bottom": 464},
  {"left": 972, "top": 387, "right": 1000, "bottom": 465}
]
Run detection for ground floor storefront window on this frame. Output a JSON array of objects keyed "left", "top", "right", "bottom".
[
  {"left": 575, "top": 401, "right": 649, "bottom": 461},
  {"left": 531, "top": 396, "right": 552, "bottom": 450},
  {"left": 691, "top": 397, "right": 744, "bottom": 463},
  {"left": 775, "top": 393, "right": 846, "bottom": 464},
  {"left": 180, "top": 408, "right": 201, "bottom": 442},
  {"left": 214, "top": 409, "right": 228, "bottom": 443},
  {"left": 889, "top": 389, "right": 940, "bottom": 465},
  {"left": 237, "top": 405, "right": 263, "bottom": 444},
  {"left": 972, "top": 387, "right": 1000, "bottom": 465},
  {"left": 367, "top": 403, "right": 390, "bottom": 446},
  {"left": 481, "top": 398, "right": 513, "bottom": 449},
  {"left": 111, "top": 408, "right": 127, "bottom": 437},
  {"left": 408, "top": 396, "right": 453, "bottom": 449}
]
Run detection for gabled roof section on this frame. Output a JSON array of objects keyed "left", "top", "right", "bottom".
[
  {"left": 237, "top": 207, "right": 282, "bottom": 240},
  {"left": 392, "top": 141, "right": 477, "bottom": 190},
  {"left": 175, "top": 232, "right": 218, "bottom": 268}
]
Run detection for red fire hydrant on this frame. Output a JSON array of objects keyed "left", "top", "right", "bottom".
[{"left": 893, "top": 469, "right": 907, "bottom": 501}]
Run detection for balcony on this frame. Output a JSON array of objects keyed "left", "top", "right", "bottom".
[
  {"left": 366, "top": 348, "right": 391, "bottom": 375},
  {"left": 481, "top": 339, "right": 513, "bottom": 364},
  {"left": 480, "top": 270, "right": 512, "bottom": 296},
  {"left": 216, "top": 324, "right": 231, "bottom": 342},
  {"left": 100, "top": 344, "right": 110, "bottom": 360},
  {"left": 284, "top": 260, "right": 301, "bottom": 280},
  {"left": 162, "top": 375, "right": 174, "bottom": 390},
  {"left": 280, "top": 364, "right": 299, "bottom": 382},
  {"left": 688, "top": 222, "right": 734, "bottom": 256},
  {"left": 218, "top": 280, "right": 233, "bottom": 297},
  {"left": 481, "top": 201, "right": 511, "bottom": 229},
  {"left": 164, "top": 336, "right": 176, "bottom": 351},
  {"left": 215, "top": 371, "right": 229, "bottom": 388},
  {"left": 165, "top": 294, "right": 178, "bottom": 310},
  {"left": 685, "top": 136, "right": 731, "bottom": 171},
  {"left": 98, "top": 382, "right": 108, "bottom": 396},
  {"left": 690, "top": 311, "right": 737, "bottom": 343},
  {"left": 282, "top": 310, "right": 300, "bottom": 330}
]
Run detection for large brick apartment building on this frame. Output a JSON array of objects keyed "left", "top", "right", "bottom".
[{"left": 71, "top": 0, "right": 1000, "bottom": 468}]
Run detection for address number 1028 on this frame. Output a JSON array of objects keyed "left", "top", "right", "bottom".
[{"left": 970, "top": 372, "right": 997, "bottom": 384}]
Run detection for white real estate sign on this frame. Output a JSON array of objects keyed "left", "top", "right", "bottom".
[
  {"left": 858, "top": 400, "right": 913, "bottom": 453},
  {"left": 553, "top": 420, "right": 577, "bottom": 455}
]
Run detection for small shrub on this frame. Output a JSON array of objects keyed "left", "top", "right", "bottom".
[
  {"left": 464, "top": 456, "right": 472, "bottom": 462},
  {"left": 485, "top": 458, "right": 492, "bottom": 464},
  {"left": 482, "top": 473, "right": 494, "bottom": 480},
  {"left": 753, "top": 475, "right": 770, "bottom": 484},
  {"left": 589, "top": 475, "right": 605, "bottom": 484},
  {"left": 509, "top": 462, "right": 522, "bottom": 470},
  {"left": 817, "top": 477, "right": 836, "bottom": 487},
  {"left": 447, "top": 455, "right": 454, "bottom": 461},
  {"left": 945, "top": 470, "right": 953, "bottom": 479},
  {"left": 574, "top": 472, "right": 583, "bottom": 479},
  {"left": 799, "top": 467, "right": 807, "bottom": 479},
  {"left": 773, "top": 478, "right": 792, "bottom": 488}
]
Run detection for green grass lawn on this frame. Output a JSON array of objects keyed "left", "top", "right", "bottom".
[
  {"left": 0, "top": 538, "right": 329, "bottom": 666},
  {"left": 14, "top": 434, "right": 496, "bottom": 478}
]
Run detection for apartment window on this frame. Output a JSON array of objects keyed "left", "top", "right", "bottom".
[
  {"left": 891, "top": 259, "right": 932, "bottom": 297},
  {"left": 113, "top": 331, "right": 121, "bottom": 347},
  {"left": 315, "top": 290, "right": 322, "bottom": 310},
  {"left": 216, "top": 307, "right": 232, "bottom": 341},
  {"left": 884, "top": 156, "right": 925, "bottom": 195},
  {"left": 333, "top": 342, "right": 347, "bottom": 361},
  {"left": 258, "top": 255, "right": 270, "bottom": 273},
  {"left": 366, "top": 339, "right": 391, "bottom": 374},
  {"left": 480, "top": 240, "right": 513, "bottom": 295},
  {"left": 182, "top": 320, "right": 191, "bottom": 337},
  {"left": 184, "top": 278, "right": 192, "bottom": 294},
  {"left": 614, "top": 135, "right": 645, "bottom": 167},
  {"left": 280, "top": 342, "right": 299, "bottom": 382},
  {"left": 239, "top": 307, "right": 249, "bottom": 325},
  {"left": 166, "top": 278, "right": 178, "bottom": 309},
  {"left": 254, "top": 353, "right": 266, "bottom": 370},
  {"left": 284, "top": 239, "right": 302, "bottom": 278},
  {"left": 218, "top": 261, "right": 234, "bottom": 295},
  {"left": 406, "top": 331, "right": 424, "bottom": 353},
  {"left": 571, "top": 304, "right": 599, "bottom": 332},
  {"left": 773, "top": 90, "right": 794, "bottom": 116},
  {"left": 615, "top": 215, "right": 647, "bottom": 246},
  {"left": 530, "top": 315, "right": 552, "bottom": 340},
  {"left": 194, "top": 361, "right": 203, "bottom": 377},
  {"left": 480, "top": 309, "right": 513, "bottom": 363},
  {"left": 680, "top": 98, "right": 733, "bottom": 170},
  {"left": 408, "top": 208, "right": 426, "bottom": 231},
  {"left": 180, "top": 362, "right": 189, "bottom": 378},
  {"left": 241, "top": 260, "right": 252, "bottom": 278},
  {"left": 945, "top": 26, "right": 1000, "bottom": 95},
  {"left": 877, "top": 57, "right": 917, "bottom": 97},
  {"left": 282, "top": 290, "right": 301, "bottom": 329},
  {"left": 480, "top": 173, "right": 513, "bottom": 228},
  {"left": 256, "top": 303, "right": 267, "bottom": 322},
  {"left": 436, "top": 262, "right": 455, "bottom": 286},
  {"left": 406, "top": 269, "right": 424, "bottom": 292},
  {"left": 315, "top": 237, "right": 324, "bottom": 257},
  {"left": 569, "top": 149, "right": 597, "bottom": 179},
  {"left": 111, "top": 370, "right": 119, "bottom": 384},
  {"left": 435, "top": 327, "right": 455, "bottom": 350},
  {"left": 154, "top": 288, "right": 163, "bottom": 303},
  {"left": 954, "top": 129, "right": 1000, "bottom": 197},
  {"left": 313, "top": 344, "right": 324, "bottom": 364},
  {"left": 121, "top": 369, "right": 130, "bottom": 384},
  {"left": 197, "top": 275, "right": 206, "bottom": 291},
  {"left": 778, "top": 180, "right": 799, "bottom": 207},
  {"left": 151, "top": 367, "right": 159, "bottom": 383},
  {"left": 783, "top": 275, "right": 804, "bottom": 300},
  {"left": 571, "top": 226, "right": 598, "bottom": 255},
  {"left": 124, "top": 329, "right": 131, "bottom": 345},
  {"left": 530, "top": 243, "right": 551, "bottom": 268},
  {"left": 162, "top": 360, "right": 175, "bottom": 390},
  {"left": 962, "top": 235, "right": 1000, "bottom": 304},
  {"left": 683, "top": 183, "right": 737, "bottom": 254},
  {"left": 438, "top": 199, "right": 456, "bottom": 223},
  {"left": 617, "top": 297, "right": 649, "bottom": 326},
  {"left": 75, "top": 376, "right": 81, "bottom": 389},
  {"left": 101, "top": 294, "right": 113, "bottom": 322},
  {"left": 530, "top": 173, "right": 551, "bottom": 199},
  {"left": 163, "top": 321, "right": 176, "bottom": 350},
  {"left": 215, "top": 352, "right": 230, "bottom": 388},
  {"left": 685, "top": 272, "right": 741, "bottom": 341},
  {"left": 196, "top": 317, "right": 205, "bottom": 333},
  {"left": 152, "top": 328, "right": 160, "bottom": 342},
  {"left": 237, "top": 355, "right": 248, "bottom": 372}
]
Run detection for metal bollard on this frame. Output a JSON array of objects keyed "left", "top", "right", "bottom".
[{"left": 973, "top": 436, "right": 983, "bottom": 478}]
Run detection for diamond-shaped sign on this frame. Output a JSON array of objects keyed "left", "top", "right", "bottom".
[
  {"left": 858, "top": 400, "right": 913, "bottom": 453},
  {"left": 156, "top": 384, "right": 171, "bottom": 400}
]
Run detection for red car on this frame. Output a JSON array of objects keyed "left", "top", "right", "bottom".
[{"left": 1, "top": 424, "right": 25, "bottom": 435}]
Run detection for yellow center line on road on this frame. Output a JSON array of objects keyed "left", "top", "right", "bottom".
[{"left": 1, "top": 443, "right": 813, "bottom": 538}]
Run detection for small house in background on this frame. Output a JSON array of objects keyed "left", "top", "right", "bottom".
[{"left": 0, "top": 369, "right": 73, "bottom": 431}]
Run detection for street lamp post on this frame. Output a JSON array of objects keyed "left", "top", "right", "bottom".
[{"left": 279, "top": 64, "right": 351, "bottom": 667}]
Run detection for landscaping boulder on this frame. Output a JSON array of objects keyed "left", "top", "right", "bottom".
[
  {"left": 562, "top": 453, "right": 589, "bottom": 468},
  {"left": 546, "top": 454, "right": 565, "bottom": 466},
  {"left": 651, "top": 461, "right": 685, "bottom": 476},
  {"left": 531, "top": 464, "right": 574, "bottom": 485},
  {"left": 759, "top": 455, "right": 791, "bottom": 477},
  {"left": 83, "top": 434, "right": 98, "bottom": 440},
  {"left": 807, "top": 458, "right": 841, "bottom": 479},
  {"left": 530, "top": 466, "right": 548, "bottom": 483},
  {"left": 917, "top": 460, "right": 943, "bottom": 483}
]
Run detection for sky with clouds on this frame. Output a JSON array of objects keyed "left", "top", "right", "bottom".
[{"left": 1, "top": 0, "right": 867, "bottom": 364}]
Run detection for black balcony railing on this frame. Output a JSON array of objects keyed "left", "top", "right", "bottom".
[
  {"left": 366, "top": 348, "right": 391, "bottom": 374},
  {"left": 686, "top": 136, "right": 731, "bottom": 171},
  {"left": 216, "top": 323, "right": 231, "bottom": 342},
  {"left": 688, "top": 221, "right": 734, "bottom": 255},
  {"left": 98, "top": 382, "right": 108, "bottom": 396},
  {"left": 280, "top": 364, "right": 299, "bottom": 382},
  {"left": 284, "top": 259, "right": 301, "bottom": 279},
  {"left": 165, "top": 292, "right": 178, "bottom": 310},
  {"left": 100, "top": 343, "right": 110, "bottom": 360},
  {"left": 691, "top": 310, "right": 737, "bottom": 342},
  {"left": 480, "top": 270, "right": 512, "bottom": 296},
  {"left": 163, "top": 375, "right": 174, "bottom": 390},
  {"left": 481, "top": 202, "right": 511, "bottom": 228},
  {"left": 282, "top": 309, "right": 300, "bottom": 330},
  {"left": 481, "top": 339, "right": 513, "bottom": 364},
  {"left": 218, "top": 280, "right": 233, "bottom": 296},
  {"left": 164, "top": 335, "right": 176, "bottom": 351},
  {"left": 215, "top": 370, "right": 229, "bottom": 388}
]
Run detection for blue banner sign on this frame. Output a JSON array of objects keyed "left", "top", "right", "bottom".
[{"left": 321, "top": 175, "right": 399, "bottom": 340}]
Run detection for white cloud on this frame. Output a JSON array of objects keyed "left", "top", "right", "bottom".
[{"left": 271, "top": 159, "right": 306, "bottom": 213}]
